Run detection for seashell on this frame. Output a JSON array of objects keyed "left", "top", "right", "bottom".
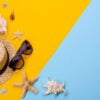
[{"left": 0, "top": 15, "right": 7, "bottom": 34}]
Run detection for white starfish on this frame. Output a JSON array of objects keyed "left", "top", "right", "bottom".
[
  {"left": 43, "top": 78, "right": 66, "bottom": 95},
  {"left": 13, "top": 30, "right": 23, "bottom": 39}
]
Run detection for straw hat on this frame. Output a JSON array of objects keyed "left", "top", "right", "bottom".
[{"left": 0, "top": 38, "right": 16, "bottom": 84}]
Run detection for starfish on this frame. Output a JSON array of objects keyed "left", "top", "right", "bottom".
[
  {"left": 13, "top": 72, "right": 38, "bottom": 98},
  {"left": 13, "top": 30, "right": 23, "bottom": 40},
  {"left": 43, "top": 78, "right": 66, "bottom": 95}
]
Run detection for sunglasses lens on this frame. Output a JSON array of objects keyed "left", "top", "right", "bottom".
[
  {"left": 18, "top": 40, "right": 33, "bottom": 55},
  {"left": 24, "top": 40, "right": 33, "bottom": 55},
  {"left": 9, "top": 40, "right": 33, "bottom": 71},
  {"left": 9, "top": 55, "right": 24, "bottom": 70}
]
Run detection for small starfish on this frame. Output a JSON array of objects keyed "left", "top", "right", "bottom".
[
  {"left": 14, "top": 72, "right": 38, "bottom": 98},
  {"left": 13, "top": 30, "right": 23, "bottom": 40},
  {"left": 43, "top": 78, "right": 66, "bottom": 95}
]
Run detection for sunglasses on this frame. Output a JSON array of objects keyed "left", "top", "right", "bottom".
[{"left": 9, "top": 40, "right": 33, "bottom": 71}]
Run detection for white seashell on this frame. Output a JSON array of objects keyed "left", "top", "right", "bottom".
[
  {"left": 2, "top": 2, "right": 9, "bottom": 8},
  {"left": 0, "top": 15, "right": 7, "bottom": 34},
  {"left": 0, "top": 88, "right": 7, "bottom": 94},
  {"left": 43, "top": 79, "right": 67, "bottom": 95}
]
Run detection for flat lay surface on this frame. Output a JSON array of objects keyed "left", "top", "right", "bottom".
[
  {"left": 0, "top": 0, "right": 90, "bottom": 100},
  {"left": 1, "top": 0, "right": 100, "bottom": 100}
]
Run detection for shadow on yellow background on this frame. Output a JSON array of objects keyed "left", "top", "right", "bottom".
[{"left": 0, "top": 0, "right": 90, "bottom": 100}]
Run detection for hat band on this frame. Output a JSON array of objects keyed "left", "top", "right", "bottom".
[{"left": 0, "top": 49, "right": 9, "bottom": 75}]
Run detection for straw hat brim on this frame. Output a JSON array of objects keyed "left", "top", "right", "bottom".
[{"left": 0, "top": 38, "right": 16, "bottom": 84}]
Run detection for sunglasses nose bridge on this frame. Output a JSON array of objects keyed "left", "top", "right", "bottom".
[
  {"left": 16, "top": 51, "right": 22, "bottom": 56},
  {"left": 17, "top": 46, "right": 26, "bottom": 55}
]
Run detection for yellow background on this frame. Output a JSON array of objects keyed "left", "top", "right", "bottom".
[{"left": 0, "top": 0, "right": 90, "bottom": 100}]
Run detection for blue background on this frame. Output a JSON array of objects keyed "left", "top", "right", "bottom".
[{"left": 24, "top": 0, "right": 100, "bottom": 100}]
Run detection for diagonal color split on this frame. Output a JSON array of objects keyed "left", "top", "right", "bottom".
[{"left": 0, "top": 0, "right": 90, "bottom": 100}]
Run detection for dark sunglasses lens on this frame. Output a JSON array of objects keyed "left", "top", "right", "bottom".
[
  {"left": 19, "top": 40, "right": 33, "bottom": 55},
  {"left": 9, "top": 55, "right": 24, "bottom": 70}
]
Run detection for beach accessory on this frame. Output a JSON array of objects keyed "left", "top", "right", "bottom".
[
  {"left": 14, "top": 72, "right": 38, "bottom": 98},
  {"left": 9, "top": 40, "right": 33, "bottom": 71},
  {"left": 0, "top": 38, "right": 33, "bottom": 84},
  {"left": 0, "top": 38, "right": 15, "bottom": 84}
]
